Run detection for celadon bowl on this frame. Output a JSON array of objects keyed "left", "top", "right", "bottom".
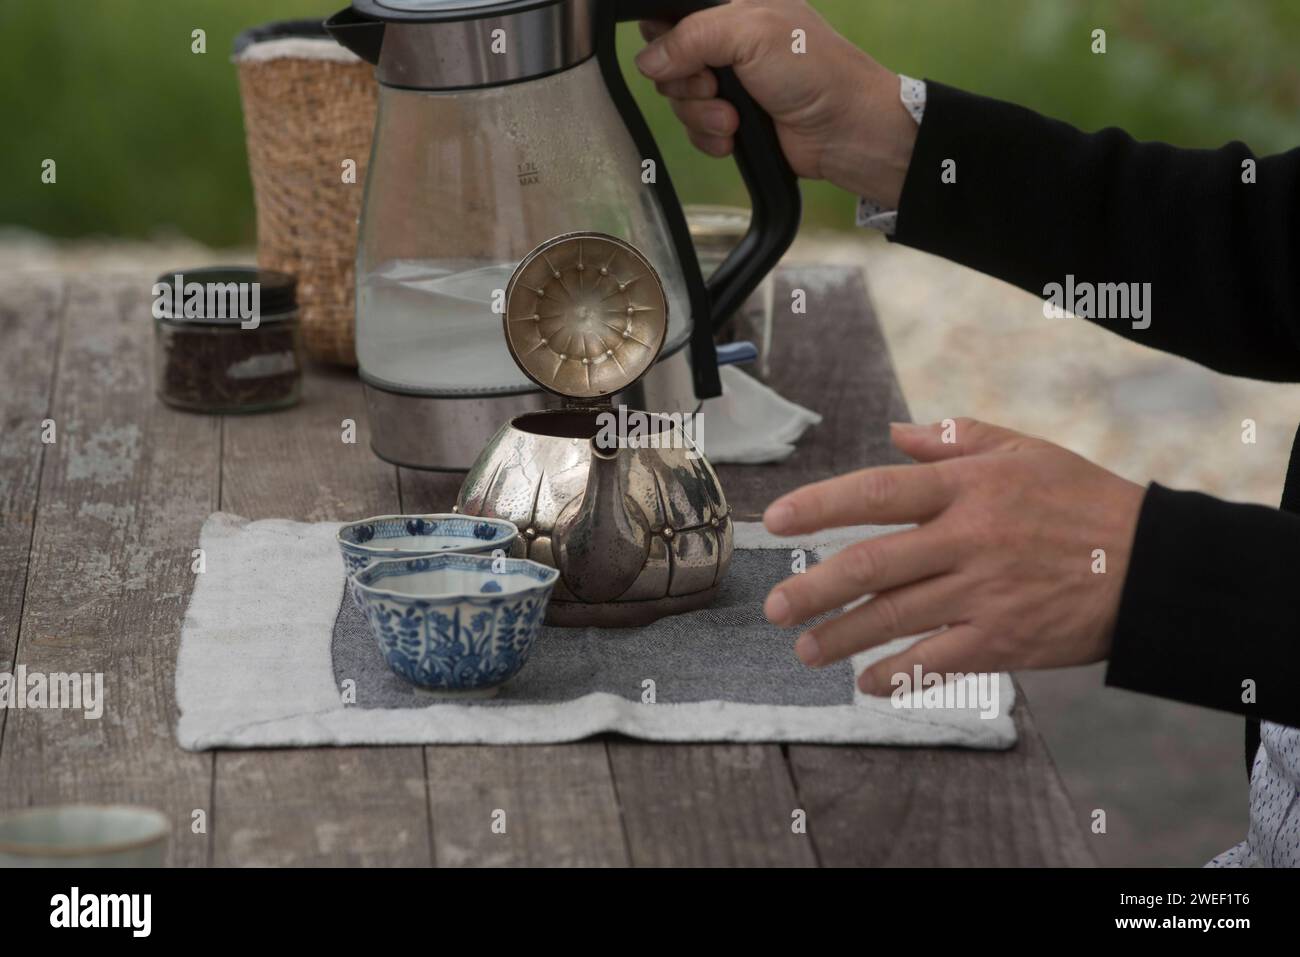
[
  {"left": 0, "top": 805, "right": 168, "bottom": 868},
  {"left": 336, "top": 513, "right": 518, "bottom": 576},
  {"left": 349, "top": 552, "right": 559, "bottom": 693}
]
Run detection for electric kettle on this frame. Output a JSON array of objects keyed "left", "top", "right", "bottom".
[{"left": 326, "top": 0, "right": 802, "bottom": 470}]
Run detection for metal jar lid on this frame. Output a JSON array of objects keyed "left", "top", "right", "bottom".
[
  {"left": 153, "top": 267, "right": 297, "bottom": 325},
  {"left": 502, "top": 232, "right": 667, "bottom": 403}
]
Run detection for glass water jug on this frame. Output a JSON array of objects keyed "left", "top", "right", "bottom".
[{"left": 327, "top": 0, "right": 801, "bottom": 469}]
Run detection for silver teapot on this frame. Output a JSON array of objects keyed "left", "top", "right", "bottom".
[{"left": 456, "top": 233, "right": 732, "bottom": 627}]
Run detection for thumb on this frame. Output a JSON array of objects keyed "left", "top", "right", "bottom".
[
  {"left": 890, "top": 418, "right": 1029, "bottom": 462},
  {"left": 635, "top": 5, "right": 763, "bottom": 81}
]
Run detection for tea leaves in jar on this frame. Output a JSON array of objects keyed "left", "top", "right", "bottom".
[{"left": 152, "top": 267, "right": 302, "bottom": 413}]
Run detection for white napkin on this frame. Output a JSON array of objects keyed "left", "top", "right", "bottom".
[{"left": 701, "top": 366, "right": 822, "bottom": 464}]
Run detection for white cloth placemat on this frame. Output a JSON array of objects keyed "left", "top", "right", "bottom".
[{"left": 175, "top": 514, "right": 1016, "bottom": 750}]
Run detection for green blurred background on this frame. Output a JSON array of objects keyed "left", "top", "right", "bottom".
[{"left": 3, "top": 0, "right": 1299, "bottom": 246}]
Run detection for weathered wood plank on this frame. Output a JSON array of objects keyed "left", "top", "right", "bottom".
[
  {"left": 608, "top": 742, "right": 817, "bottom": 866},
  {"left": 0, "top": 277, "right": 63, "bottom": 748},
  {"left": 788, "top": 693, "right": 1096, "bottom": 867},
  {"left": 0, "top": 277, "right": 217, "bottom": 867},
  {"left": 213, "top": 749, "right": 431, "bottom": 867},
  {"left": 421, "top": 744, "right": 628, "bottom": 867},
  {"left": 399, "top": 470, "right": 630, "bottom": 867},
  {"left": 395, "top": 467, "right": 460, "bottom": 518},
  {"left": 212, "top": 365, "right": 432, "bottom": 867}
]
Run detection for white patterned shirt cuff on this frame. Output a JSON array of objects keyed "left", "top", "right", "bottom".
[{"left": 856, "top": 75, "right": 927, "bottom": 236}]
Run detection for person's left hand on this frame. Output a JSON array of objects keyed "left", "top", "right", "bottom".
[{"left": 762, "top": 418, "right": 1146, "bottom": 694}]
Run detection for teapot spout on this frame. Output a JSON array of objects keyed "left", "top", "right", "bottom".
[{"left": 554, "top": 440, "right": 650, "bottom": 604}]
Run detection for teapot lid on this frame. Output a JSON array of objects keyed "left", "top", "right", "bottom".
[{"left": 503, "top": 232, "right": 668, "bottom": 402}]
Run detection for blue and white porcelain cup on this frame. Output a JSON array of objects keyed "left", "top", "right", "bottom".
[
  {"left": 336, "top": 513, "right": 517, "bottom": 576},
  {"left": 348, "top": 552, "right": 559, "bottom": 694}
]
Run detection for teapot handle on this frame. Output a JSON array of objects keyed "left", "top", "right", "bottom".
[{"left": 597, "top": 0, "right": 802, "bottom": 399}]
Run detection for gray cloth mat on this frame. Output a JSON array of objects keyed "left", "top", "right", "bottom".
[{"left": 333, "top": 549, "right": 853, "bottom": 709}]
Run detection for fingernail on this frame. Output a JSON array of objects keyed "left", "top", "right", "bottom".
[
  {"left": 636, "top": 43, "right": 669, "bottom": 77},
  {"left": 858, "top": 670, "right": 882, "bottom": 695},
  {"left": 794, "top": 632, "right": 822, "bottom": 666},
  {"left": 889, "top": 421, "right": 921, "bottom": 432},
  {"left": 764, "top": 501, "right": 795, "bottom": 533},
  {"left": 765, "top": 590, "right": 791, "bottom": 625}
]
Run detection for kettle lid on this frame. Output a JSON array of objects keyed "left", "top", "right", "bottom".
[{"left": 503, "top": 233, "right": 668, "bottom": 402}]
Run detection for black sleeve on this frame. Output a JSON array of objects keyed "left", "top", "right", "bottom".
[
  {"left": 1108, "top": 483, "right": 1300, "bottom": 728},
  {"left": 892, "top": 80, "right": 1300, "bottom": 729},
  {"left": 893, "top": 81, "right": 1300, "bottom": 381}
]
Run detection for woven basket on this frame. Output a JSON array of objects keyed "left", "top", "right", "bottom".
[{"left": 234, "top": 21, "right": 376, "bottom": 367}]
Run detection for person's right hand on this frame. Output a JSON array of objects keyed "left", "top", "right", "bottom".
[{"left": 635, "top": 0, "right": 918, "bottom": 208}]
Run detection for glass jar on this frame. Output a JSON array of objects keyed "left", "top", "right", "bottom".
[
  {"left": 153, "top": 267, "right": 302, "bottom": 413},
  {"left": 686, "top": 205, "right": 776, "bottom": 380}
]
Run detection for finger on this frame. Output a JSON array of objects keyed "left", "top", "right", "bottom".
[
  {"left": 889, "top": 418, "right": 1030, "bottom": 463},
  {"left": 764, "top": 463, "right": 954, "bottom": 536},
  {"left": 669, "top": 97, "right": 739, "bottom": 138},
  {"left": 765, "top": 525, "right": 957, "bottom": 627},
  {"left": 639, "top": 19, "right": 672, "bottom": 42},
  {"left": 635, "top": 5, "right": 762, "bottom": 81},
  {"left": 687, "top": 130, "right": 734, "bottom": 157},
  {"left": 793, "top": 575, "right": 967, "bottom": 668},
  {"left": 856, "top": 624, "right": 1002, "bottom": 696},
  {"left": 655, "top": 70, "right": 719, "bottom": 100}
]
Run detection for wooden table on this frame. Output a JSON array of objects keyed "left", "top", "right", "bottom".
[{"left": 0, "top": 265, "right": 1093, "bottom": 866}]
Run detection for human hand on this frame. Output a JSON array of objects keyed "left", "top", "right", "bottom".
[
  {"left": 762, "top": 419, "right": 1146, "bottom": 694},
  {"left": 635, "top": 0, "right": 918, "bottom": 208}
]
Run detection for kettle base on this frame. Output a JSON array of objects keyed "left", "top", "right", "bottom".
[
  {"left": 362, "top": 341, "right": 700, "bottom": 471},
  {"left": 544, "top": 587, "right": 719, "bottom": 629}
]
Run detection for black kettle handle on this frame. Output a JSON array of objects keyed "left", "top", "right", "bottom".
[
  {"left": 613, "top": 0, "right": 795, "bottom": 332},
  {"left": 597, "top": 0, "right": 802, "bottom": 400},
  {"left": 613, "top": 0, "right": 802, "bottom": 332}
]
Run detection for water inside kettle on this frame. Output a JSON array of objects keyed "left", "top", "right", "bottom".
[
  {"left": 358, "top": 258, "right": 530, "bottom": 393},
  {"left": 359, "top": 253, "right": 693, "bottom": 395}
]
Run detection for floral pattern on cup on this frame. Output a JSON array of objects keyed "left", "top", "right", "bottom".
[{"left": 348, "top": 553, "right": 558, "bottom": 692}]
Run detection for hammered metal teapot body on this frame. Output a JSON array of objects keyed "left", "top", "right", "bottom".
[{"left": 454, "top": 233, "right": 732, "bottom": 626}]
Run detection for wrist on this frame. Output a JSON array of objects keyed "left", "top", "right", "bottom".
[
  {"left": 1093, "top": 478, "right": 1148, "bottom": 660},
  {"left": 821, "top": 66, "right": 917, "bottom": 209}
]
